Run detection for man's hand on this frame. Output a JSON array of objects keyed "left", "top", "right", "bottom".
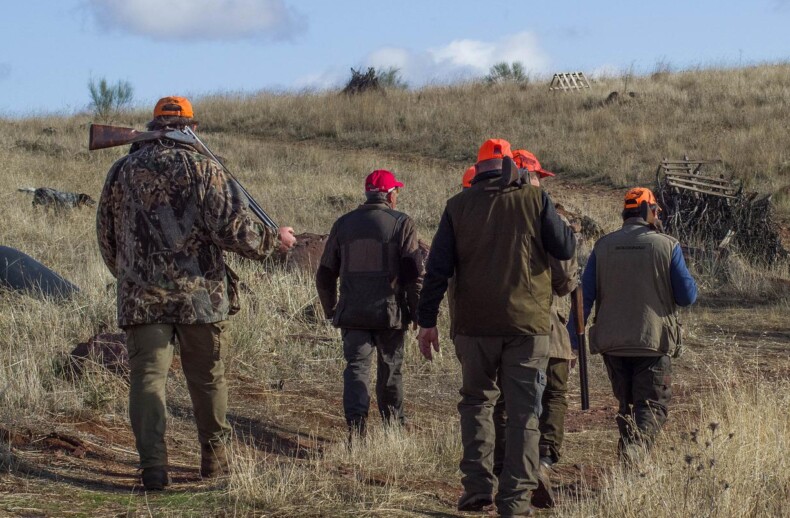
[
  {"left": 278, "top": 226, "right": 296, "bottom": 253},
  {"left": 417, "top": 327, "right": 440, "bottom": 361}
]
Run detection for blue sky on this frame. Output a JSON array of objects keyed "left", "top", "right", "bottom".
[{"left": 0, "top": 0, "right": 788, "bottom": 116}]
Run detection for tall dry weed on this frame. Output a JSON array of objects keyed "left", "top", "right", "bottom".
[{"left": 561, "top": 370, "right": 790, "bottom": 517}]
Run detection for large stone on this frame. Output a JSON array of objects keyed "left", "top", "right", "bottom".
[{"left": 69, "top": 333, "right": 128, "bottom": 376}]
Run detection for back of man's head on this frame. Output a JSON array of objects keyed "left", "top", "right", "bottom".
[
  {"left": 622, "top": 187, "right": 660, "bottom": 220},
  {"left": 147, "top": 96, "right": 196, "bottom": 131},
  {"left": 475, "top": 138, "right": 513, "bottom": 175}
]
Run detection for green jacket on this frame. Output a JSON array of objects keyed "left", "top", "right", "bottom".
[
  {"left": 547, "top": 229, "right": 578, "bottom": 359},
  {"left": 418, "top": 174, "right": 576, "bottom": 335},
  {"left": 97, "top": 140, "right": 278, "bottom": 327}
]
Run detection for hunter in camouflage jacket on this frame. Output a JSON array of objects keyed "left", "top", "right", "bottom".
[{"left": 97, "top": 140, "right": 278, "bottom": 327}]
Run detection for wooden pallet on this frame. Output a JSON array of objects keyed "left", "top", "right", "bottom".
[
  {"left": 549, "top": 72, "right": 591, "bottom": 92},
  {"left": 656, "top": 157, "right": 740, "bottom": 198}
]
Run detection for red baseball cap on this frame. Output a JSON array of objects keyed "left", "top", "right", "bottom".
[
  {"left": 512, "top": 149, "right": 555, "bottom": 178},
  {"left": 365, "top": 170, "right": 404, "bottom": 193}
]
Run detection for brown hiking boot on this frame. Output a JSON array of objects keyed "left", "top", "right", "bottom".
[
  {"left": 200, "top": 442, "right": 228, "bottom": 478},
  {"left": 457, "top": 492, "right": 494, "bottom": 512},
  {"left": 141, "top": 466, "right": 171, "bottom": 491},
  {"left": 530, "top": 461, "right": 556, "bottom": 509}
]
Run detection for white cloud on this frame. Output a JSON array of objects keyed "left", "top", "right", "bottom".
[
  {"left": 296, "top": 31, "right": 550, "bottom": 90},
  {"left": 86, "top": 0, "right": 304, "bottom": 41},
  {"left": 293, "top": 67, "right": 347, "bottom": 90},
  {"left": 388, "top": 32, "right": 550, "bottom": 84}
]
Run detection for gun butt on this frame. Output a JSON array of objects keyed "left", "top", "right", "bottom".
[
  {"left": 88, "top": 124, "right": 142, "bottom": 151},
  {"left": 572, "top": 286, "right": 585, "bottom": 335}
]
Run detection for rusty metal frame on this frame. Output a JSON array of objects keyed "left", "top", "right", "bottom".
[{"left": 656, "top": 157, "right": 741, "bottom": 199}]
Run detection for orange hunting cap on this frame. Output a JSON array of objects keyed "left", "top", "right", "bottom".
[
  {"left": 476, "top": 138, "right": 513, "bottom": 163},
  {"left": 512, "top": 149, "right": 555, "bottom": 178},
  {"left": 154, "top": 96, "right": 194, "bottom": 119},
  {"left": 462, "top": 166, "right": 476, "bottom": 188},
  {"left": 624, "top": 187, "right": 660, "bottom": 211}
]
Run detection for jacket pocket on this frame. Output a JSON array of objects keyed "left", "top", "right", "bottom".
[
  {"left": 331, "top": 300, "right": 346, "bottom": 328},
  {"left": 588, "top": 323, "right": 599, "bottom": 354}
]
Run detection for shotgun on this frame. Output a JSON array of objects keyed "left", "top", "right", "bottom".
[
  {"left": 88, "top": 124, "right": 279, "bottom": 231},
  {"left": 571, "top": 285, "right": 590, "bottom": 410}
]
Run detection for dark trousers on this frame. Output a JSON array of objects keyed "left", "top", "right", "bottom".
[
  {"left": 603, "top": 354, "right": 672, "bottom": 448},
  {"left": 342, "top": 329, "right": 405, "bottom": 432},
  {"left": 493, "top": 357, "right": 569, "bottom": 473},
  {"left": 454, "top": 334, "right": 549, "bottom": 517}
]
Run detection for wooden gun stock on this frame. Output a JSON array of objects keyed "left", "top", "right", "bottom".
[
  {"left": 88, "top": 124, "right": 194, "bottom": 151},
  {"left": 572, "top": 285, "right": 590, "bottom": 410}
]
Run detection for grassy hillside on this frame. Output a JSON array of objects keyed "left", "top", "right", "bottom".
[{"left": 0, "top": 64, "right": 788, "bottom": 516}]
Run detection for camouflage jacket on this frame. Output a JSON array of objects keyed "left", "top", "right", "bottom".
[{"left": 97, "top": 140, "right": 278, "bottom": 327}]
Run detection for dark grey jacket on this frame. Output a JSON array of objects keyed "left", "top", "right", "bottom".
[{"left": 316, "top": 199, "right": 424, "bottom": 330}]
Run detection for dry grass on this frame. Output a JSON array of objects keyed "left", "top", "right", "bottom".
[
  {"left": 227, "top": 424, "right": 459, "bottom": 517},
  {"left": 0, "top": 64, "right": 788, "bottom": 516},
  {"left": 561, "top": 373, "right": 790, "bottom": 518}
]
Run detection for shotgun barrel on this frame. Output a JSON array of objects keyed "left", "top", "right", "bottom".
[
  {"left": 88, "top": 124, "right": 278, "bottom": 231},
  {"left": 572, "top": 285, "right": 590, "bottom": 410},
  {"left": 183, "top": 127, "right": 278, "bottom": 230}
]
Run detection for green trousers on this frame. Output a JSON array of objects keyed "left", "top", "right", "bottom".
[
  {"left": 454, "top": 334, "right": 549, "bottom": 517},
  {"left": 493, "top": 357, "right": 570, "bottom": 472},
  {"left": 538, "top": 358, "right": 570, "bottom": 463},
  {"left": 126, "top": 321, "right": 231, "bottom": 469}
]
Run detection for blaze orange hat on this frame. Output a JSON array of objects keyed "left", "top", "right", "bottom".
[
  {"left": 512, "top": 149, "right": 555, "bottom": 178},
  {"left": 624, "top": 187, "right": 660, "bottom": 211},
  {"left": 154, "top": 96, "right": 194, "bottom": 119},
  {"left": 462, "top": 166, "right": 476, "bottom": 188},
  {"left": 476, "top": 138, "right": 513, "bottom": 163}
]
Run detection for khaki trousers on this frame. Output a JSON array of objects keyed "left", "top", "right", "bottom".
[
  {"left": 454, "top": 334, "right": 549, "bottom": 517},
  {"left": 126, "top": 321, "right": 231, "bottom": 469}
]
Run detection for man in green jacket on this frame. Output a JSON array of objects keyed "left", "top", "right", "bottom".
[
  {"left": 97, "top": 96, "right": 296, "bottom": 490},
  {"left": 417, "top": 139, "right": 575, "bottom": 517},
  {"left": 316, "top": 170, "right": 424, "bottom": 441},
  {"left": 570, "top": 187, "right": 697, "bottom": 461},
  {"left": 502, "top": 150, "right": 579, "bottom": 509}
]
